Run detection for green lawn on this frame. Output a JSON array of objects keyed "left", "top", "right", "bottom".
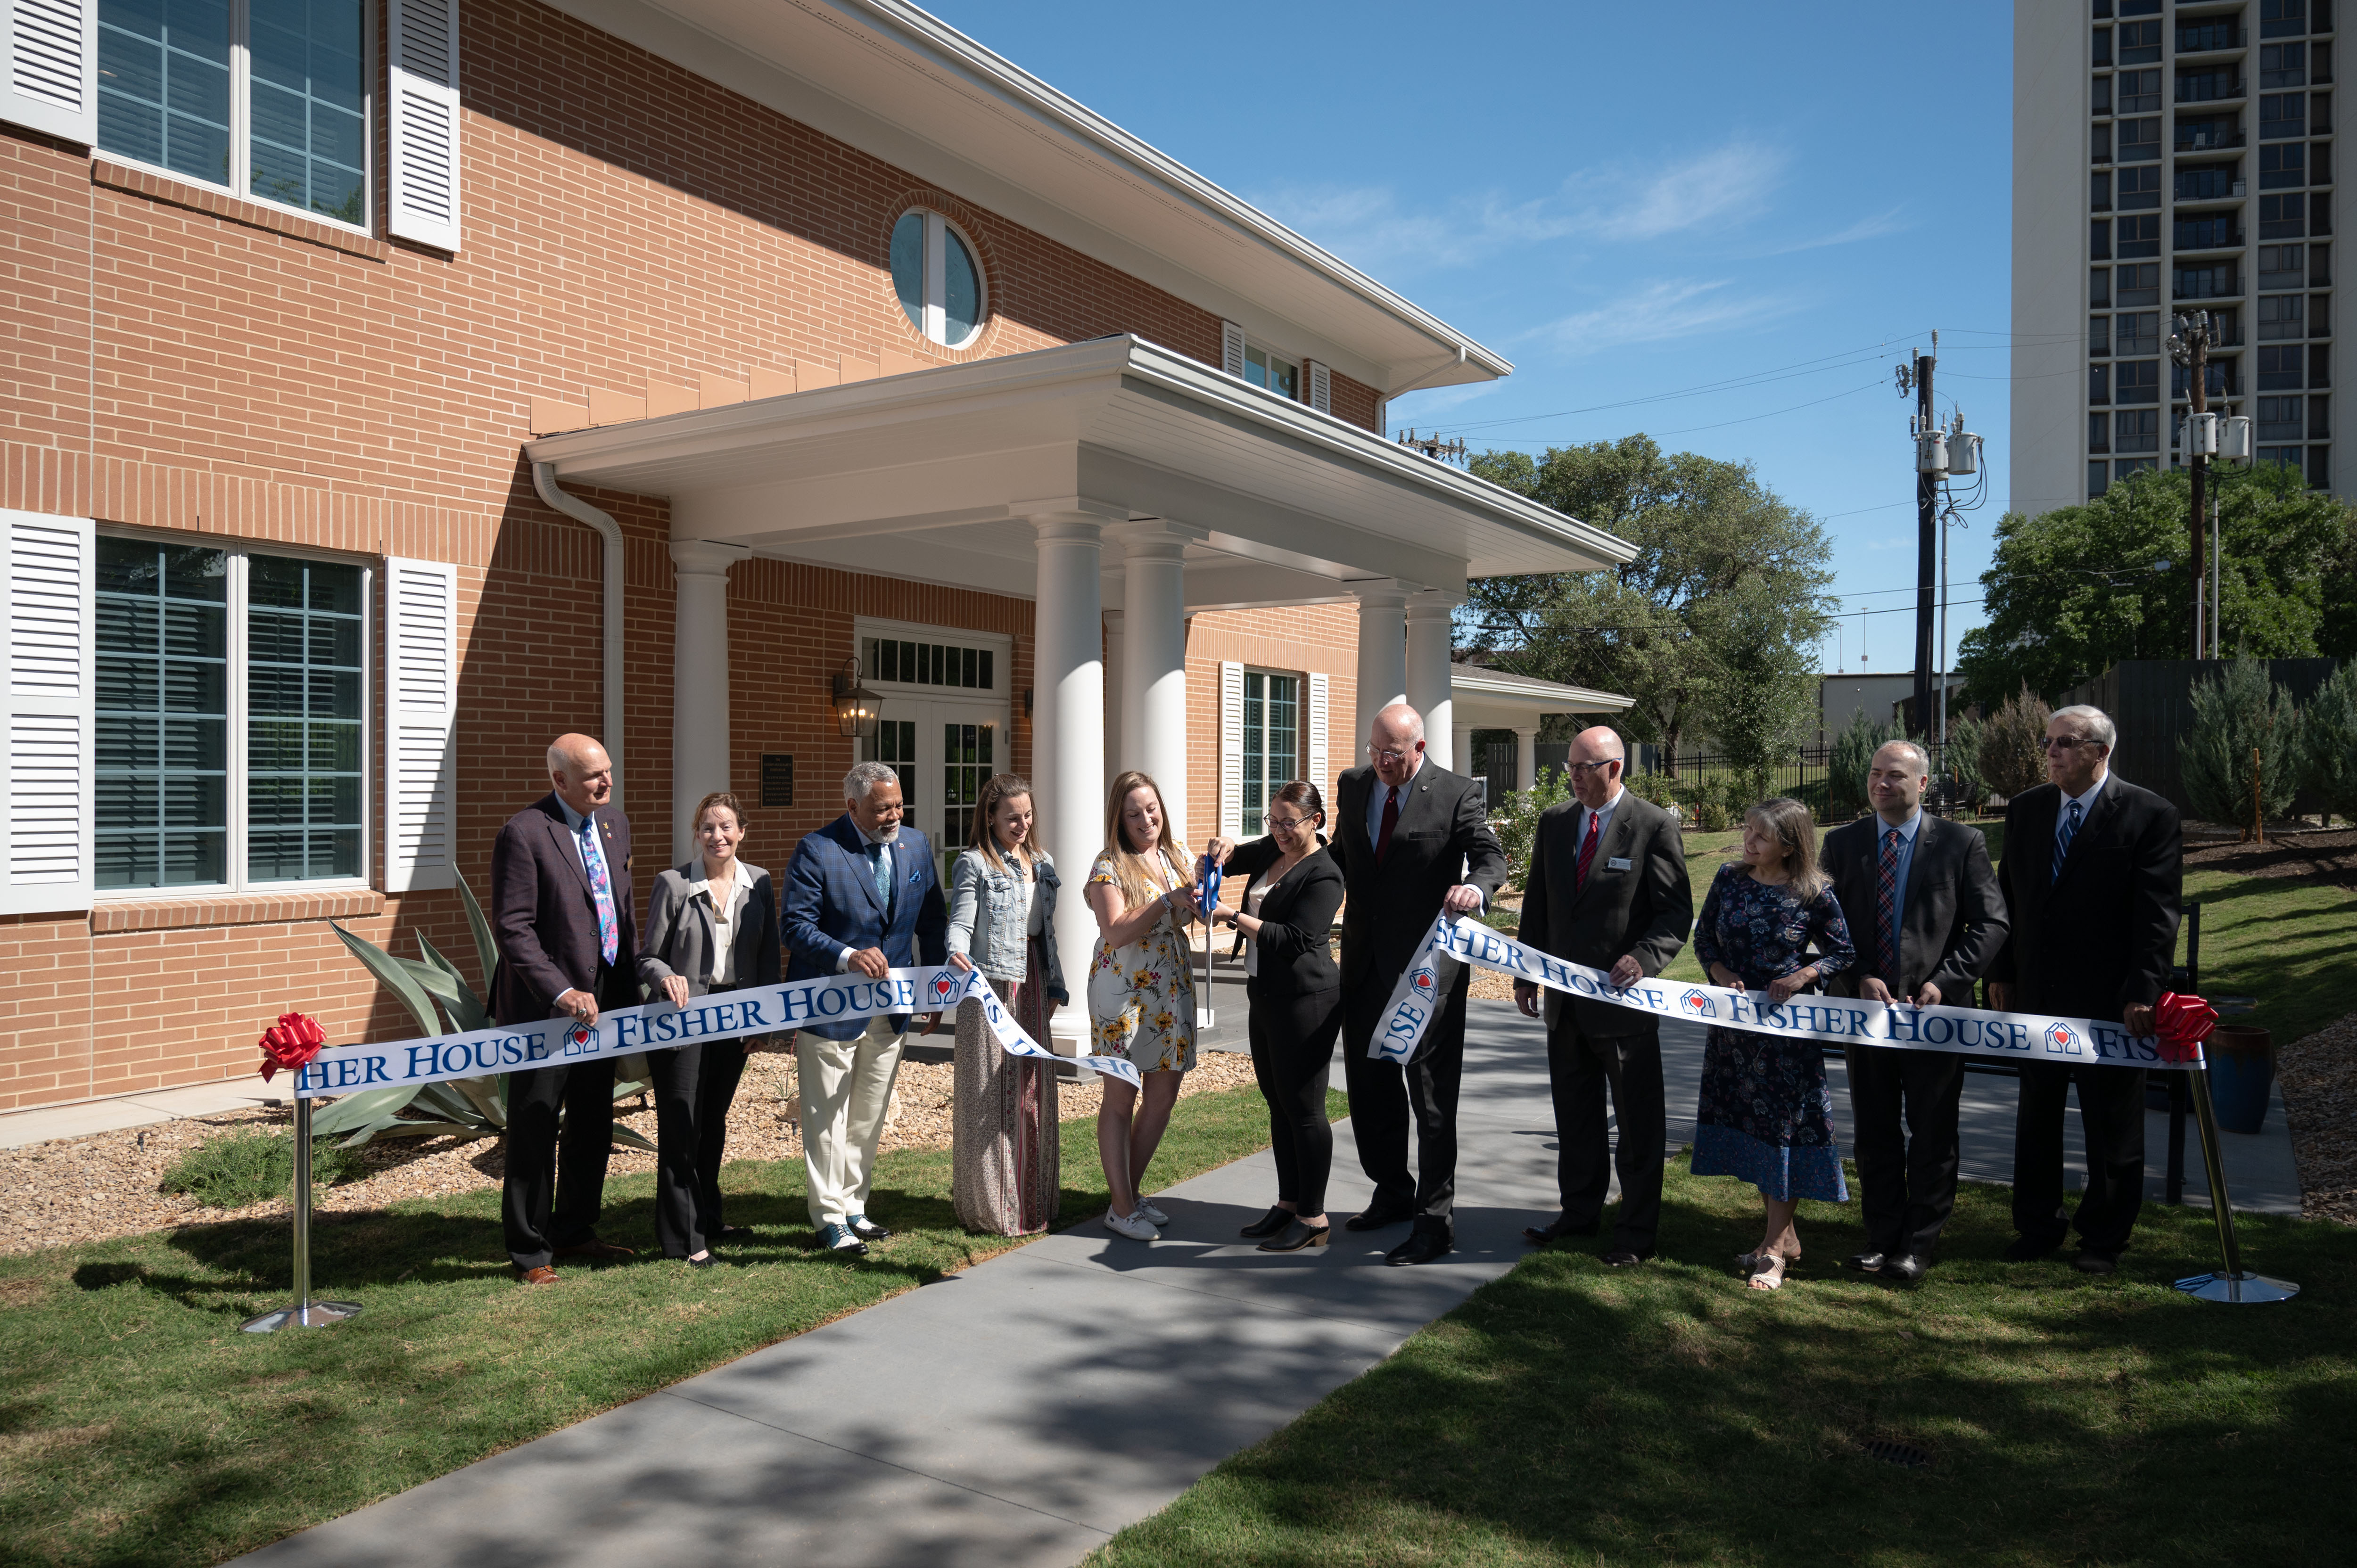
[
  {"left": 0, "top": 1082, "right": 1319, "bottom": 1568},
  {"left": 1087, "top": 1161, "right": 2357, "bottom": 1568}
]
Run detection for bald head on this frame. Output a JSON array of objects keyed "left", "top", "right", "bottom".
[
  {"left": 1368, "top": 703, "right": 1427, "bottom": 787},
  {"left": 547, "top": 733, "right": 614, "bottom": 815},
  {"left": 1567, "top": 725, "right": 1625, "bottom": 808}
]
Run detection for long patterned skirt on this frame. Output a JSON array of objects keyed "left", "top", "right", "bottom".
[{"left": 952, "top": 937, "right": 1062, "bottom": 1235}]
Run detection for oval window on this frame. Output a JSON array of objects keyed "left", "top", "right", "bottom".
[{"left": 890, "top": 209, "right": 987, "bottom": 348}]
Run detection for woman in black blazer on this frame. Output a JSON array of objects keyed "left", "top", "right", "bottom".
[
  {"left": 637, "top": 790, "right": 783, "bottom": 1265},
  {"left": 1208, "top": 780, "right": 1346, "bottom": 1252}
]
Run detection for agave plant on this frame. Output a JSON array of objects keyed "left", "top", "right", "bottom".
[{"left": 307, "top": 874, "right": 654, "bottom": 1152}]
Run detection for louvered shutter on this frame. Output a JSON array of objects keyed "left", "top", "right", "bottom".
[
  {"left": 1307, "top": 671, "right": 1329, "bottom": 806},
  {"left": 389, "top": 0, "right": 462, "bottom": 252},
  {"left": 0, "top": 509, "right": 93, "bottom": 915},
  {"left": 1220, "top": 320, "right": 1247, "bottom": 378},
  {"left": 1219, "top": 660, "right": 1244, "bottom": 837},
  {"left": 2, "top": 0, "right": 95, "bottom": 142},
  {"left": 1305, "top": 360, "right": 1332, "bottom": 415},
  {"left": 385, "top": 558, "right": 458, "bottom": 892}
]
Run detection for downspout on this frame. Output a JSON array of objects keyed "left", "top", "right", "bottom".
[{"left": 531, "top": 462, "right": 628, "bottom": 806}]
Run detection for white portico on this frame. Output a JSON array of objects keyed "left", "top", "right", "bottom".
[
  {"left": 1447, "top": 667, "right": 1636, "bottom": 794},
  {"left": 527, "top": 336, "right": 1632, "bottom": 1041}
]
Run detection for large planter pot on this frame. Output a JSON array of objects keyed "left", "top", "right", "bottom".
[{"left": 2204, "top": 1025, "right": 2275, "bottom": 1134}]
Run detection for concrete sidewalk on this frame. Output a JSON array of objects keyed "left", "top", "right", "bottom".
[{"left": 0, "top": 1079, "right": 287, "bottom": 1149}]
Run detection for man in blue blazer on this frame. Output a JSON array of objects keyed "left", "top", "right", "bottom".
[{"left": 783, "top": 760, "right": 948, "bottom": 1254}]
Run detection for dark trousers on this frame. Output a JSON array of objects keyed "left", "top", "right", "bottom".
[
  {"left": 1247, "top": 978, "right": 1343, "bottom": 1216},
  {"left": 2013, "top": 1059, "right": 2148, "bottom": 1253},
  {"left": 1845, "top": 1043, "right": 1964, "bottom": 1258},
  {"left": 646, "top": 1042, "right": 708, "bottom": 1259},
  {"left": 694, "top": 1034, "right": 750, "bottom": 1236},
  {"left": 1547, "top": 1019, "right": 1666, "bottom": 1255},
  {"left": 502, "top": 1054, "right": 618, "bottom": 1270},
  {"left": 1341, "top": 969, "right": 1467, "bottom": 1227}
]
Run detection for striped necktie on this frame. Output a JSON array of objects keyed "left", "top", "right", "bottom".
[
  {"left": 2052, "top": 798, "right": 2083, "bottom": 885},
  {"left": 1876, "top": 827, "right": 1900, "bottom": 978},
  {"left": 1574, "top": 809, "right": 1601, "bottom": 889}
]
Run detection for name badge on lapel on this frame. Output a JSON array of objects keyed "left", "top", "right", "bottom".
[{"left": 1607, "top": 856, "right": 1632, "bottom": 871}]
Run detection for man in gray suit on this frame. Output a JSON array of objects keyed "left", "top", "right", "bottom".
[{"left": 1514, "top": 726, "right": 1693, "bottom": 1266}]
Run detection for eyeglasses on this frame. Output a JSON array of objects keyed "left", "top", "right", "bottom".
[
  {"left": 1566, "top": 759, "right": 1621, "bottom": 777},
  {"left": 1267, "top": 814, "right": 1317, "bottom": 832},
  {"left": 1368, "top": 746, "right": 1420, "bottom": 763},
  {"left": 2044, "top": 735, "right": 2098, "bottom": 751}
]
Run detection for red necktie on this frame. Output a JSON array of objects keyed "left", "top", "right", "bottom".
[
  {"left": 1376, "top": 787, "right": 1401, "bottom": 861},
  {"left": 1574, "top": 810, "right": 1601, "bottom": 889}
]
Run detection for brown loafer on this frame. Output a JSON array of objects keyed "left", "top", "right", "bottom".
[
  {"left": 517, "top": 1264, "right": 560, "bottom": 1285},
  {"left": 552, "top": 1241, "right": 636, "bottom": 1264}
]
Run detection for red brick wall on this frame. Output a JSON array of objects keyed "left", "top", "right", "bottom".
[{"left": 1182, "top": 604, "right": 1361, "bottom": 854}]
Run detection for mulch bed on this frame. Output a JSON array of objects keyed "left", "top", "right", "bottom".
[
  {"left": 2183, "top": 827, "right": 2357, "bottom": 889},
  {"left": 2280, "top": 1011, "right": 2357, "bottom": 1227}
]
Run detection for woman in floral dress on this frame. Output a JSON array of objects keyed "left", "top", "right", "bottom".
[
  {"left": 1691, "top": 796, "right": 1857, "bottom": 1291},
  {"left": 1084, "top": 769, "right": 1202, "bottom": 1240}
]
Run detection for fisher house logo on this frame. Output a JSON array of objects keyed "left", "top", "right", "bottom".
[
  {"left": 931, "top": 973, "right": 958, "bottom": 1007},
  {"left": 2044, "top": 1021, "right": 2082, "bottom": 1056},
  {"left": 1409, "top": 965, "right": 1437, "bottom": 1001},
  {"left": 565, "top": 1023, "right": 600, "bottom": 1055},
  {"left": 1680, "top": 987, "right": 1715, "bottom": 1019}
]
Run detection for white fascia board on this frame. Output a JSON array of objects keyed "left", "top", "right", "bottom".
[
  {"left": 1451, "top": 667, "right": 1635, "bottom": 712},
  {"left": 536, "top": 0, "right": 1503, "bottom": 393}
]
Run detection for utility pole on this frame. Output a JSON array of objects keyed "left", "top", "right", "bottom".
[
  {"left": 2170, "top": 311, "right": 2217, "bottom": 658},
  {"left": 1912, "top": 336, "right": 1937, "bottom": 744}
]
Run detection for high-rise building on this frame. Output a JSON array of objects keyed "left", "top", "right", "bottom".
[{"left": 2014, "top": 0, "right": 2340, "bottom": 517}]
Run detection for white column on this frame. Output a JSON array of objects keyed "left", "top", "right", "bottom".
[
  {"left": 1514, "top": 726, "right": 1540, "bottom": 794},
  {"left": 1452, "top": 724, "right": 1474, "bottom": 783},
  {"left": 1029, "top": 510, "right": 1109, "bottom": 1048},
  {"left": 1406, "top": 590, "right": 1459, "bottom": 770},
  {"left": 668, "top": 539, "right": 750, "bottom": 860},
  {"left": 1351, "top": 579, "right": 1409, "bottom": 754},
  {"left": 1113, "top": 525, "right": 1189, "bottom": 837},
  {"left": 1102, "top": 609, "right": 1125, "bottom": 785}
]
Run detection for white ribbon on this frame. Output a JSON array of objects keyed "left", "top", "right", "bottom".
[
  {"left": 294, "top": 965, "right": 1140, "bottom": 1099},
  {"left": 1369, "top": 915, "right": 2201, "bottom": 1073}
]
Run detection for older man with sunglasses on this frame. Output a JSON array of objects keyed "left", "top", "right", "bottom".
[{"left": 1985, "top": 704, "right": 2182, "bottom": 1276}]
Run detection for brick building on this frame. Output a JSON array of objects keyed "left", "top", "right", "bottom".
[{"left": 0, "top": 0, "right": 1629, "bottom": 1107}]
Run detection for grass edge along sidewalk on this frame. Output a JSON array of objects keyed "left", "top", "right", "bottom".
[
  {"left": 1085, "top": 1161, "right": 2357, "bottom": 1568},
  {"left": 0, "top": 1081, "right": 1325, "bottom": 1568}
]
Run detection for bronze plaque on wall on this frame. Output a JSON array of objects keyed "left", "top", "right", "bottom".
[{"left": 760, "top": 754, "right": 794, "bottom": 807}]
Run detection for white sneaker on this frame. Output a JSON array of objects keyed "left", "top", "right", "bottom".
[
  {"left": 1104, "top": 1208, "right": 1159, "bottom": 1241},
  {"left": 1136, "top": 1199, "right": 1170, "bottom": 1226}
]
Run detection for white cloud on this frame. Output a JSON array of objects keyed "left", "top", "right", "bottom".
[
  {"left": 1528, "top": 279, "right": 1800, "bottom": 354},
  {"left": 1580, "top": 142, "right": 1788, "bottom": 242},
  {"left": 1753, "top": 205, "right": 1910, "bottom": 257},
  {"left": 1250, "top": 182, "right": 1574, "bottom": 274}
]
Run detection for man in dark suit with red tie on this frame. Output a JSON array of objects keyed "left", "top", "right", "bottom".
[
  {"left": 1986, "top": 704, "right": 2181, "bottom": 1276},
  {"left": 490, "top": 733, "right": 642, "bottom": 1283},
  {"left": 1513, "top": 726, "right": 1692, "bottom": 1266}
]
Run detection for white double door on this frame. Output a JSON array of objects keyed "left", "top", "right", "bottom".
[{"left": 860, "top": 695, "right": 1010, "bottom": 882}]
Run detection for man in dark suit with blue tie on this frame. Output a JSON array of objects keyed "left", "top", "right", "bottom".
[
  {"left": 491, "top": 734, "right": 641, "bottom": 1284},
  {"left": 783, "top": 760, "right": 948, "bottom": 1255},
  {"left": 1986, "top": 704, "right": 2182, "bottom": 1276}
]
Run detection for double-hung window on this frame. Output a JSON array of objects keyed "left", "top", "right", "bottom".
[
  {"left": 95, "top": 536, "right": 368, "bottom": 892},
  {"left": 1239, "top": 671, "right": 1298, "bottom": 836},
  {"left": 96, "top": 0, "right": 370, "bottom": 229}
]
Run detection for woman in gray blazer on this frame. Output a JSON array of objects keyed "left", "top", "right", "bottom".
[{"left": 638, "top": 790, "right": 783, "bottom": 1264}]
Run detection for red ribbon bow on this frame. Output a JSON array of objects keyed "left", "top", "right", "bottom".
[
  {"left": 258, "top": 1011, "right": 327, "bottom": 1083},
  {"left": 2152, "top": 992, "right": 2218, "bottom": 1064}
]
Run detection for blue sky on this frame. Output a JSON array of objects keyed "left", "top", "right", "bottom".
[{"left": 927, "top": 0, "right": 2018, "bottom": 676}]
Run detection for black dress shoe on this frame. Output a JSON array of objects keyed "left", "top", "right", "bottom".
[
  {"left": 2074, "top": 1248, "right": 2119, "bottom": 1275},
  {"left": 1386, "top": 1223, "right": 1454, "bottom": 1266},
  {"left": 712, "top": 1225, "right": 755, "bottom": 1243},
  {"left": 846, "top": 1215, "right": 892, "bottom": 1242},
  {"left": 1257, "top": 1219, "right": 1332, "bottom": 1253},
  {"left": 1599, "top": 1248, "right": 1650, "bottom": 1268},
  {"left": 1522, "top": 1215, "right": 1601, "bottom": 1245},
  {"left": 1345, "top": 1205, "right": 1415, "bottom": 1232},
  {"left": 686, "top": 1253, "right": 725, "bottom": 1270},
  {"left": 1845, "top": 1250, "right": 1889, "bottom": 1272},
  {"left": 1239, "top": 1206, "right": 1294, "bottom": 1239},
  {"left": 1879, "top": 1254, "right": 1928, "bottom": 1283},
  {"left": 2004, "top": 1236, "right": 2062, "bottom": 1263}
]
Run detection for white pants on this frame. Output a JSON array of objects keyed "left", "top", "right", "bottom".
[{"left": 799, "top": 1017, "right": 906, "bottom": 1227}]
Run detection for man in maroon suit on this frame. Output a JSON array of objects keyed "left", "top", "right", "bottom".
[{"left": 491, "top": 733, "right": 642, "bottom": 1283}]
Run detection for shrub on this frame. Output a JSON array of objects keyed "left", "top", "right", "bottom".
[
  {"left": 1624, "top": 767, "right": 1676, "bottom": 812},
  {"left": 1496, "top": 762, "right": 1574, "bottom": 890},
  {"left": 161, "top": 1129, "right": 361, "bottom": 1210},
  {"left": 1979, "top": 685, "right": 2052, "bottom": 800},
  {"left": 2181, "top": 656, "right": 2304, "bottom": 835},
  {"left": 2306, "top": 661, "right": 2357, "bottom": 826},
  {"left": 1945, "top": 715, "right": 1987, "bottom": 813},
  {"left": 1697, "top": 796, "right": 1731, "bottom": 833},
  {"left": 1828, "top": 708, "right": 1895, "bottom": 820}
]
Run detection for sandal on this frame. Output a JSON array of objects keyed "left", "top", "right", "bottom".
[{"left": 1747, "top": 1253, "right": 1788, "bottom": 1291}]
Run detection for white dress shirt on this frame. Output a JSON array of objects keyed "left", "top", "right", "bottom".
[{"left": 693, "top": 868, "right": 751, "bottom": 985}]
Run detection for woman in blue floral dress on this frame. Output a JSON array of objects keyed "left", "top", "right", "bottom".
[{"left": 1691, "top": 796, "right": 1856, "bottom": 1291}]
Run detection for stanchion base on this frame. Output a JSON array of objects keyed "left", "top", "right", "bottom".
[
  {"left": 2173, "top": 1272, "right": 2299, "bottom": 1304},
  {"left": 239, "top": 1299, "right": 364, "bottom": 1333}
]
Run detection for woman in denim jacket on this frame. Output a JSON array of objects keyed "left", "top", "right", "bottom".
[{"left": 945, "top": 772, "right": 1068, "bottom": 1233}]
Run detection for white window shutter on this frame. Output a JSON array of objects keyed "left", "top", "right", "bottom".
[
  {"left": 1307, "top": 671, "right": 1329, "bottom": 806},
  {"left": 1305, "top": 360, "right": 1332, "bottom": 414},
  {"left": 0, "top": 509, "right": 93, "bottom": 916},
  {"left": 389, "top": 0, "right": 462, "bottom": 252},
  {"left": 1220, "top": 320, "right": 1247, "bottom": 379},
  {"left": 2, "top": 0, "right": 96, "bottom": 143},
  {"left": 386, "top": 558, "right": 458, "bottom": 892},
  {"left": 1218, "top": 660, "right": 1244, "bottom": 837}
]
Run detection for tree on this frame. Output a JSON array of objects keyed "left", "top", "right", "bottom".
[
  {"left": 2306, "top": 661, "right": 2357, "bottom": 826},
  {"left": 1957, "top": 463, "right": 2348, "bottom": 706},
  {"left": 1467, "top": 435, "right": 1833, "bottom": 773},
  {"left": 1979, "top": 685, "right": 2052, "bottom": 800},
  {"left": 1946, "top": 713, "right": 1987, "bottom": 813},
  {"left": 1827, "top": 707, "right": 1896, "bottom": 821},
  {"left": 2180, "top": 656, "right": 2304, "bottom": 836}
]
